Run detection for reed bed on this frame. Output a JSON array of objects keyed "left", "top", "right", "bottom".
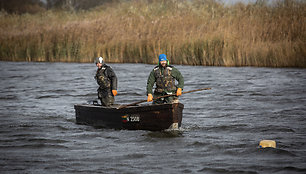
[{"left": 0, "top": 0, "right": 305, "bottom": 67}]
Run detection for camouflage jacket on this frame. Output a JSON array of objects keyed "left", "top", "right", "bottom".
[
  {"left": 95, "top": 64, "right": 117, "bottom": 91},
  {"left": 146, "top": 65, "right": 184, "bottom": 95}
]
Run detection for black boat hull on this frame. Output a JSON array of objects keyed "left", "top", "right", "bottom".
[{"left": 74, "top": 103, "right": 184, "bottom": 131}]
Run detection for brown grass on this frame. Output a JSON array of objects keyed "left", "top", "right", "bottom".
[{"left": 0, "top": 0, "right": 305, "bottom": 67}]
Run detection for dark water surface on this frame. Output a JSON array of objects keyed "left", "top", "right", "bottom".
[{"left": 0, "top": 62, "right": 305, "bottom": 174}]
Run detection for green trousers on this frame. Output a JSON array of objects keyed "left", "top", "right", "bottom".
[{"left": 98, "top": 89, "right": 114, "bottom": 107}]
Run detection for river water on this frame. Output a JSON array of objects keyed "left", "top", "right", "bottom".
[{"left": 0, "top": 61, "right": 305, "bottom": 174}]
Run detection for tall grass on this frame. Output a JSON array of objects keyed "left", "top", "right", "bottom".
[{"left": 0, "top": 0, "right": 305, "bottom": 67}]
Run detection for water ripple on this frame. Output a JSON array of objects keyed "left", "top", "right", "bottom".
[{"left": 0, "top": 62, "right": 305, "bottom": 173}]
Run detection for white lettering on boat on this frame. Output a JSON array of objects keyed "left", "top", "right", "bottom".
[{"left": 127, "top": 114, "right": 140, "bottom": 122}]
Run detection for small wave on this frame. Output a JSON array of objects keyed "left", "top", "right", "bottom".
[
  {"left": 117, "top": 92, "right": 143, "bottom": 96},
  {"left": 70, "top": 93, "right": 96, "bottom": 97},
  {"left": 277, "top": 166, "right": 306, "bottom": 173},
  {"left": 35, "top": 93, "right": 93, "bottom": 99},
  {"left": 44, "top": 89, "right": 75, "bottom": 93},
  {"left": 1, "top": 136, "right": 69, "bottom": 144},
  {"left": 10, "top": 133, "right": 34, "bottom": 137},
  {"left": 104, "top": 136, "right": 120, "bottom": 140},
  {"left": 186, "top": 141, "right": 210, "bottom": 147},
  {"left": 35, "top": 95, "right": 60, "bottom": 99},
  {"left": 256, "top": 147, "right": 297, "bottom": 156},
  {"left": 256, "top": 125, "right": 295, "bottom": 133},
  {"left": 0, "top": 95, "right": 18, "bottom": 100},
  {"left": 224, "top": 93, "right": 244, "bottom": 97},
  {"left": 65, "top": 118, "right": 77, "bottom": 123},
  {"left": 182, "top": 124, "right": 202, "bottom": 131},
  {"left": 249, "top": 92, "right": 265, "bottom": 96},
  {"left": 54, "top": 125, "right": 71, "bottom": 131},
  {"left": 26, "top": 138, "right": 69, "bottom": 144},
  {"left": 73, "top": 77, "right": 86, "bottom": 81},
  {"left": 198, "top": 167, "right": 258, "bottom": 174},
  {"left": 8, "top": 75, "right": 24, "bottom": 78},
  {"left": 9, "top": 123, "right": 35, "bottom": 128},
  {"left": 123, "top": 153, "right": 147, "bottom": 159},
  {"left": 145, "top": 130, "right": 183, "bottom": 138},
  {"left": 0, "top": 143, "right": 68, "bottom": 149},
  {"left": 191, "top": 124, "right": 250, "bottom": 132},
  {"left": 3, "top": 86, "right": 16, "bottom": 89}
]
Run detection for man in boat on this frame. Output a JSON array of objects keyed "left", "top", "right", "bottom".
[
  {"left": 146, "top": 54, "right": 184, "bottom": 104},
  {"left": 95, "top": 57, "right": 117, "bottom": 107}
]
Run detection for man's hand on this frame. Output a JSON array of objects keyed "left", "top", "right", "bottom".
[
  {"left": 176, "top": 88, "right": 182, "bottom": 96},
  {"left": 112, "top": 90, "right": 117, "bottom": 96},
  {"left": 147, "top": 94, "right": 153, "bottom": 102}
]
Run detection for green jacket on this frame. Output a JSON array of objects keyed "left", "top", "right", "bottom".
[{"left": 146, "top": 65, "right": 184, "bottom": 95}]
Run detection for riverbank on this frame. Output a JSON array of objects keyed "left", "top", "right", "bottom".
[{"left": 0, "top": 0, "right": 305, "bottom": 67}]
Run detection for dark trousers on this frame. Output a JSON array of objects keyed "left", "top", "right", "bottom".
[{"left": 98, "top": 89, "right": 114, "bottom": 107}]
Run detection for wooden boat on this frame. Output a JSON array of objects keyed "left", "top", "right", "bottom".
[{"left": 74, "top": 103, "right": 184, "bottom": 131}]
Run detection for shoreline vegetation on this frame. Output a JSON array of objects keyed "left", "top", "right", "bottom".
[{"left": 0, "top": 0, "right": 305, "bottom": 67}]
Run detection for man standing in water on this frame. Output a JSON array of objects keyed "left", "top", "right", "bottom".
[
  {"left": 146, "top": 54, "right": 184, "bottom": 104},
  {"left": 95, "top": 57, "right": 117, "bottom": 107}
]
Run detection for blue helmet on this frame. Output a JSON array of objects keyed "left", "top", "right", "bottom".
[{"left": 158, "top": 54, "right": 167, "bottom": 62}]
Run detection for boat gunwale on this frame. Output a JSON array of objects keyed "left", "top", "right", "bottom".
[{"left": 74, "top": 103, "right": 184, "bottom": 113}]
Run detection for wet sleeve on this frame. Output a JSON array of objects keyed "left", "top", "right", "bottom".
[
  {"left": 94, "top": 71, "right": 97, "bottom": 81},
  {"left": 95, "top": 70, "right": 102, "bottom": 86},
  {"left": 146, "top": 70, "right": 156, "bottom": 95},
  {"left": 108, "top": 68, "right": 117, "bottom": 90},
  {"left": 172, "top": 67, "right": 184, "bottom": 89}
]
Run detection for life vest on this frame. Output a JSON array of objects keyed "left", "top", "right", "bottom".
[
  {"left": 96, "top": 66, "right": 111, "bottom": 90},
  {"left": 154, "top": 65, "right": 176, "bottom": 93}
]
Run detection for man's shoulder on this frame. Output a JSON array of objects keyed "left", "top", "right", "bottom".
[
  {"left": 167, "top": 65, "right": 176, "bottom": 70},
  {"left": 103, "top": 64, "right": 110, "bottom": 68},
  {"left": 153, "top": 65, "right": 159, "bottom": 71},
  {"left": 152, "top": 65, "right": 176, "bottom": 71},
  {"left": 103, "top": 64, "right": 114, "bottom": 70}
]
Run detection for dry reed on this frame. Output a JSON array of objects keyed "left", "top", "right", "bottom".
[{"left": 0, "top": 0, "right": 305, "bottom": 67}]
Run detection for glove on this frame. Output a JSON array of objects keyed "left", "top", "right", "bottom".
[
  {"left": 176, "top": 88, "right": 182, "bottom": 96},
  {"left": 112, "top": 90, "right": 117, "bottom": 96},
  {"left": 147, "top": 94, "right": 153, "bottom": 102}
]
